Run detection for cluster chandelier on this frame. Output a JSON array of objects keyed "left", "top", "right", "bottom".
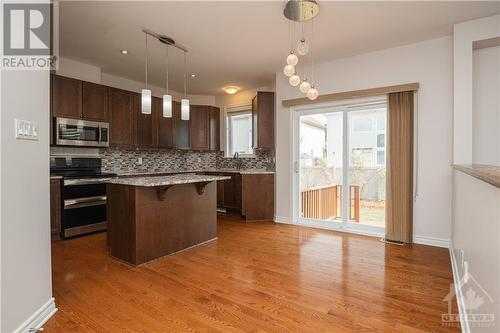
[
  {"left": 141, "top": 29, "right": 190, "bottom": 120},
  {"left": 283, "top": 0, "right": 319, "bottom": 100}
]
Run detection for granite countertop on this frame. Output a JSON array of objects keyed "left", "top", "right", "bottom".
[
  {"left": 453, "top": 164, "right": 500, "bottom": 188},
  {"left": 117, "top": 169, "right": 275, "bottom": 177},
  {"left": 108, "top": 174, "right": 231, "bottom": 187}
]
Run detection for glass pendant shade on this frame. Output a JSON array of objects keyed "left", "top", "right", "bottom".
[
  {"left": 289, "top": 74, "right": 300, "bottom": 87},
  {"left": 283, "top": 64, "right": 295, "bottom": 77},
  {"left": 286, "top": 53, "right": 298, "bottom": 66},
  {"left": 162, "top": 94, "right": 172, "bottom": 118},
  {"left": 181, "top": 99, "right": 190, "bottom": 121},
  {"left": 297, "top": 39, "right": 309, "bottom": 56},
  {"left": 299, "top": 80, "right": 311, "bottom": 93},
  {"left": 307, "top": 86, "right": 319, "bottom": 100},
  {"left": 141, "top": 89, "right": 152, "bottom": 114}
]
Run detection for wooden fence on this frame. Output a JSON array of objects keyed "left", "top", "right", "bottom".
[{"left": 301, "top": 185, "right": 360, "bottom": 222}]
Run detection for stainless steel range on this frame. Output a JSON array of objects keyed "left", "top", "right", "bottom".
[{"left": 50, "top": 156, "right": 116, "bottom": 238}]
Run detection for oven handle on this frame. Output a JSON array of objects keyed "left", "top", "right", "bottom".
[
  {"left": 64, "top": 178, "right": 115, "bottom": 186},
  {"left": 64, "top": 195, "right": 107, "bottom": 210}
]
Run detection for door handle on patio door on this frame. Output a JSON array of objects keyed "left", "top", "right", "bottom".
[{"left": 294, "top": 161, "right": 299, "bottom": 173}]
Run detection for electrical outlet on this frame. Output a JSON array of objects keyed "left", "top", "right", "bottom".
[
  {"left": 197, "top": 157, "right": 202, "bottom": 163},
  {"left": 137, "top": 157, "right": 143, "bottom": 165},
  {"left": 464, "top": 261, "right": 469, "bottom": 283},
  {"left": 460, "top": 249, "right": 465, "bottom": 267},
  {"left": 15, "top": 119, "right": 39, "bottom": 141}
]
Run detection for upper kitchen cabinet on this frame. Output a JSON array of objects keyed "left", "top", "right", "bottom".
[
  {"left": 51, "top": 74, "right": 82, "bottom": 119},
  {"left": 190, "top": 105, "right": 210, "bottom": 150},
  {"left": 252, "top": 91, "right": 275, "bottom": 150},
  {"left": 209, "top": 106, "right": 220, "bottom": 151},
  {"left": 109, "top": 88, "right": 136, "bottom": 147},
  {"left": 82, "top": 81, "right": 108, "bottom": 121},
  {"left": 135, "top": 95, "right": 156, "bottom": 148},
  {"left": 156, "top": 98, "right": 174, "bottom": 149},
  {"left": 173, "top": 101, "right": 190, "bottom": 149}
]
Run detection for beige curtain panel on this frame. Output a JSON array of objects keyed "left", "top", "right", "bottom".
[{"left": 385, "top": 91, "right": 414, "bottom": 243}]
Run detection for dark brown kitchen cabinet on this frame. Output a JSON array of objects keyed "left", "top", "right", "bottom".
[
  {"left": 135, "top": 95, "right": 156, "bottom": 148},
  {"left": 156, "top": 98, "right": 174, "bottom": 149},
  {"left": 252, "top": 91, "right": 275, "bottom": 150},
  {"left": 51, "top": 75, "right": 82, "bottom": 119},
  {"left": 82, "top": 81, "right": 108, "bottom": 121},
  {"left": 109, "top": 88, "right": 136, "bottom": 147},
  {"left": 222, "top": 173, "right": 241, "bottom": 210},
  {"left": 209, "top": 106, "right": 220, "bottom": 151},
  {"left": 173, "top": 101, "right": 190, "bottom": 149},
  {"left": 50, "top": 178, "right": 61, "bottom": 239},
  {"left": 190, "top": 105, "right": 210, "bottom": 150}
]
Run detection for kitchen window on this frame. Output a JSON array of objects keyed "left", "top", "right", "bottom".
[{"left": 226, "top": 106, "right": 254, "bottom": 157}]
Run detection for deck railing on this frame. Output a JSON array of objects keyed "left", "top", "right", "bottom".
[{"left": 301, "top": 185, "right": 360, "bottom": 222}]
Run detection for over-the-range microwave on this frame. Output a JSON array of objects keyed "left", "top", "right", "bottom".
[{"left": 55, "top": 117, "right": 109, "bottom": 147}]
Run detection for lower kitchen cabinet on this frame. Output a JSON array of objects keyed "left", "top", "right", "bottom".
[{"left": 50, "top": 178, "right": 62, "bottom": 239}]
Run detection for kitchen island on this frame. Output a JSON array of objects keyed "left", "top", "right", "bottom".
[{"left": 106, "top": 174, "right": 229, "bottom": 265}]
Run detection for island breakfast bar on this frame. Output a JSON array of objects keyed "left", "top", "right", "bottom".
[{"left": 106, "top": 174, "right": 230, "bottom": 265}]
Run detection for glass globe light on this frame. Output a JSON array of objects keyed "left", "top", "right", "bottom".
[
  {"left": 283, "top": 64, "right": 295, "bottom": 77},
  {"left": 299, "top": 79, "right": 311, "bottom": 93},
  {"left": 297, "top": 39, "right": 309, "bottom": 56},
  {"left": 286, "top": 52, "right": 298, "bottom": 66},
  {"left": 289, "top": 74, "right": 300, "bottom": 87},
  {"left": 307, "top": 85, "right": 319, "bottom": 100}
]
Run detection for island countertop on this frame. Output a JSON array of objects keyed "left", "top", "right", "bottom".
[{"left": 107, "top": 174, "right": 230, "bottom": 187}]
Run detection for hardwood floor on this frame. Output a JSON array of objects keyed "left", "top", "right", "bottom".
[{"left": 44, "top": 217, "right": 459, "bottom": 332}]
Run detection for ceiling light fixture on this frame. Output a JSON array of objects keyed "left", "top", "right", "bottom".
[
  {"left": 141, "top": 33, "right": 151, "bottom": 114},
  {"left": 181, "top": 51, "right": 190, "bottom": 121},
  {"left": 120, "top": 50, "right": 128, "bottom": 55},
  {"left": 190, "top": 74, "right": 197, "bottom": 78},
  {"left": 163, "top": 44, "right": 172, "bottom": 118},
  {"left": 283, "top": 0, "right": 320, "bottom": 100},
  {"left": 223, "top": 86, "right": 240, "bottom": 95}
]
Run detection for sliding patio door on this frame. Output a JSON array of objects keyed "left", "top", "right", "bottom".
[{"left": 294, "top": 99, "right": 387, "bottom": 236}]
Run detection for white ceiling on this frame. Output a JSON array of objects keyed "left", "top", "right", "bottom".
[{"left": 59, "top": 1, "right": 499, "bottom": 95}]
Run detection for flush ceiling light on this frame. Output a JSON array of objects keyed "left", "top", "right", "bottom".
[
  {"left": 190, "top": 74, "right": 197, "bottom": 78},
  {"left": 223, "top": 86, "right": 240, "bottom": 95},
  {"left": 120, "top": 50, "right": 128, "bottom": 54}
]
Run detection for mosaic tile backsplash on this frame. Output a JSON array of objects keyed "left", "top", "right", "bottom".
[{"left": 99, "top": 147, "right": 275, "bottom": 174}]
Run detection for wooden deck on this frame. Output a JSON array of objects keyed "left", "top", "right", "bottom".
[{"left": 44, "top": 216, "right": 459, "bottom": 332}]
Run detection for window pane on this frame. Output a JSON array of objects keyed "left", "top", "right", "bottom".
[
  {"left": 377, "top": 133, "right": 385, "bottom": 148},
  {"left": 228, "top": 111, "right": 253, "bottom": 155},
  {"left": 352, "top": 118, "right": 373, "bottom": 132}
]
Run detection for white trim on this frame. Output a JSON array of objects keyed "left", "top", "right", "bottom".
[
  {"left": 413, "top": 235, "right": 450, "bottom": 248},
  {"left": 13, "top": 298, "right": 57, "bottom": 333},
  {"left": 274, "top": 215, "right": 291, "bottom": 224},
  {"left": 449, "top": 244, "right": 471, "bottom": 333}
]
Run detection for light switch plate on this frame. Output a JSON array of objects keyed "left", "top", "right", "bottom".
[{"left": 15, "top": 119, "right": 39, "bottom": 141}]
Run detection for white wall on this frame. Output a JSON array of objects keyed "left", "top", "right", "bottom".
[
  {"left": 452, "top": 170, "right": 500, "bottom": 332},
  {"left": 454, "top": 15, "right": 500, "bottom": 164},
  {"left": 276, "top": 36, "right": 453, "bottom": 245},
  {"left": 473, "top": 46, "right": 500, "bottom": 165},
  {"left": 1, "top": 69, "right": 55, "bottom": 331},
  {"left": 56, "top": 57, "right": 215, "bottom": 105}
]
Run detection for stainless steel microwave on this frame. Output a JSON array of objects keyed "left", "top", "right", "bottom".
[{"left": 56, "top": 118, "right": 110, "bottom": 147}]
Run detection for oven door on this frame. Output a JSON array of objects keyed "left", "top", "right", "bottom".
[{"left": 56, "top": 118, "right": 109, "bottom": 147}]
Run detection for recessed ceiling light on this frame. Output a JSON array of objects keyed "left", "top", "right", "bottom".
[
  {"left": 190, "top": 74, "right": 197, "bottom": 78},
  {"left": 223, "top": 86, "right": 240, "bottom": 95},
  {"left": 120, "top": 50, "right": 128, "bottom": 55}
]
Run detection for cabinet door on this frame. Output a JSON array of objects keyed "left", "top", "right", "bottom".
[
  {"left": 51, "top": 75, "right": 82, "bottom": 119},
  {"left": 156, "top": 98, "right": 174, "bottom": 148},
  {"left": 136, "top": 95, "right": 156, "bottom": 148},
  {"left": 50, "top": 179, "right": 61, "bottom": 237},
  {"left": 82, "top": 81, "right": 108, "bottom": 121},
  {"left": 223, "top": 174, "right": 241, "bottom": 210},
  {"left": 217, "top": 178, "right": 224, "bottom": 207},
  {"left": 190, "top": 105, "right": 209, "bottom": 150},
  {"left": 209, "top": 106, "right": 220, "bottom": 151},
  {"left": 252, "top": 92, "right": 275, "bottom": 150},
  {"left": 109, "top": 88, "right": 135, "bottom": 147},
  {"left": 173, "top": 101, "right": 190, "bottom": 149}
]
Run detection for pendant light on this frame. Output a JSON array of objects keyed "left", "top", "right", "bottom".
[
  {"left": 307, "top": 13, "right": 318, "bottom": 100},
  {"left": 162, "top": 44, "right": 172, "bottom": 118},
  {"left": 141, "top": 32, "right": 151, "bottom": 115},
  {"left": 181, "top": 51, "right": 190, "bottom": 121}
]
